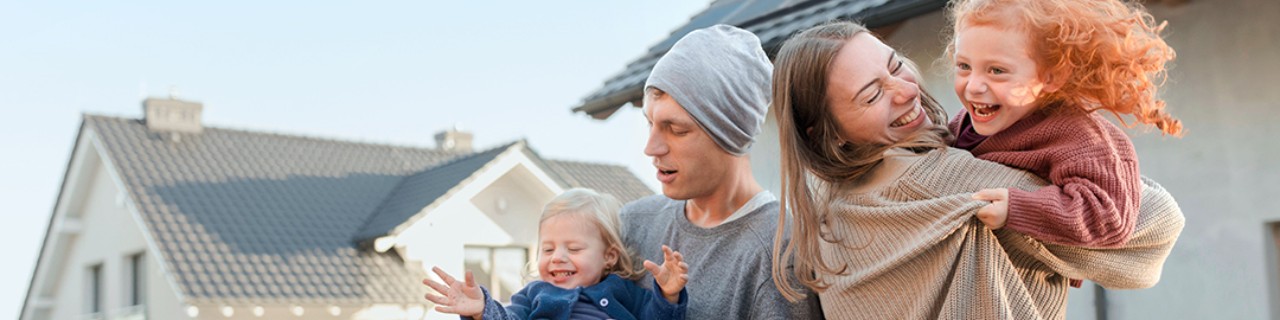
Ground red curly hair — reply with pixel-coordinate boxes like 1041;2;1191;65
946;0;1182;136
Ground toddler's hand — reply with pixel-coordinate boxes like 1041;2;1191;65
424;266;486;318
643;245;689;304
973;188;1009;229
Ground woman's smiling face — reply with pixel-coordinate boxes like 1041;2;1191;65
825;33;931;146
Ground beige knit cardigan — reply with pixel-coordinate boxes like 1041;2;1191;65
815;148;1184;320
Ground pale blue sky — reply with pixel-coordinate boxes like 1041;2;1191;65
0;1;711;317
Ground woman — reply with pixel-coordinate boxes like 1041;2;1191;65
768;21;1184;319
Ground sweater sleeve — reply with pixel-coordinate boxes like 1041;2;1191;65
997;176;1185;289
1002;143;1141;248
636;279;687;320
476;286;529;320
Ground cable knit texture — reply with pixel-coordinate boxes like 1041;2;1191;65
949;111;1141;248
816;149;1183;320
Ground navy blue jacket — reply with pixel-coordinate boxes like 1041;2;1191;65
472;274;687;320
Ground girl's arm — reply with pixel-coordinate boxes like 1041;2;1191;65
1000;142;1141;248
423;266;530;320
976;114;1142;248
641;245;688;303
637;245;689;320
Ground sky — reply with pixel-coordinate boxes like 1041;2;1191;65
0;1;712;317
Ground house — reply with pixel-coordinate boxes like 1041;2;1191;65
574;0;1280;319
21;97;654;320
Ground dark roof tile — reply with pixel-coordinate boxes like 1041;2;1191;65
84;115;651;305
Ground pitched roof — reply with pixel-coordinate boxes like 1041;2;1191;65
353;141;517;241
83;114;653;305
544;159;655;204
571;0;946;119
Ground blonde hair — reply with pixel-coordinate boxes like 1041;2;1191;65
769;20;952;302
946;0;1182;136
540;188;640;279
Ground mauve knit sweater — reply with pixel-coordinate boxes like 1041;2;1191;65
949;111;1140;248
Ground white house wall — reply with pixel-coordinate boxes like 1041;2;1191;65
43;147;185;320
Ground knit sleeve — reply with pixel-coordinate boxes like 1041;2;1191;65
637;279;687;320
1002;138;1141;248
477;285;528;320
997;176;1185;289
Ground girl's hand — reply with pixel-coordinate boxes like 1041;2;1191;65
973;188;1009;229
423;266;485;318
643;245;689;304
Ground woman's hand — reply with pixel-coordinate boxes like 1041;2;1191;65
423;266;485;318
973;188;1009;229
643;245;689;304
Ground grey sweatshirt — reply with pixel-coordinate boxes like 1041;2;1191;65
620;195;820;319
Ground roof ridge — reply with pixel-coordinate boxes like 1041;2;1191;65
545;158;630;169
83;113;456;154
353;140;525;242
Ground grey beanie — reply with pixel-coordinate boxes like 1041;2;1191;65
644;24;772;156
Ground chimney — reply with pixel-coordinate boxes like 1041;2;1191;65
435;127;473;153
143;97;203;134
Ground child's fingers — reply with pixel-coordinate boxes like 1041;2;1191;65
643;260;661;274
972;188;1003;201
464;271;477;288
671;250;684;263
432;266;459;285
423;278;451;294
424;292;450;305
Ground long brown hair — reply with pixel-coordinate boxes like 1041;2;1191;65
769;20;952;301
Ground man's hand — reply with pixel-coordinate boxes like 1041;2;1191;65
643;245;689;304
424;266;485;318
973;188;1009;229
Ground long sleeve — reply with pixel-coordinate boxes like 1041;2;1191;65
998;176;1184;289
971;112;1142;248
635;280;687;320
813;148;1183;319
475;286;529;320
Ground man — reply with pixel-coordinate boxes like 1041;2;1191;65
621;24;819;319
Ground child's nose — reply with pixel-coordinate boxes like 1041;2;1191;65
966;77;988;95
551;249;570;261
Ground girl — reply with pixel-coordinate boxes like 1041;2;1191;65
424;188;689;320
948;0;1181;248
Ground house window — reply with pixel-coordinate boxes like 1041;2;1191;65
126;252;145;306
87;263;103;314
463;246;528;303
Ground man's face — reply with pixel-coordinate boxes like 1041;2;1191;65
643;92;734;200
